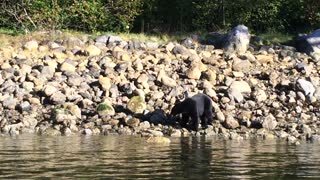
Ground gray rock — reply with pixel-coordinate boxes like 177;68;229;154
310;135;320;143
262;114;277;130
145;42;159;49
224;114;239;129
228;88;244;103
296;29;320;57
229;80;251;93
224;25;250;57
17;101;31;112
297;79;315;97
50;91;66;104
83;128;93;135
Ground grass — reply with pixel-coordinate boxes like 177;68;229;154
0;28;296;48
258;32;295;44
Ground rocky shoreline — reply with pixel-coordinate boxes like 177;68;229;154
1;30;320;144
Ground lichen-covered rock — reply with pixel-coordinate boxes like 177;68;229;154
97;101;115;116
127;96;146;114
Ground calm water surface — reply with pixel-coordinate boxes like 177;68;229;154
0;134;319;179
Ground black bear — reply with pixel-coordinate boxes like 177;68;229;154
170;93;213;131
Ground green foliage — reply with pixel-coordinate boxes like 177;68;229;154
0;0;319;33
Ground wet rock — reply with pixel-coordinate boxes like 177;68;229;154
146;129;164;137
83;128;93;135
43;128;61;136
146;137;171;144
310;135;320;143
170;129;182;137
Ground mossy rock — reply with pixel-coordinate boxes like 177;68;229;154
51;107;77;124
127;96;146;114
97;102;115;116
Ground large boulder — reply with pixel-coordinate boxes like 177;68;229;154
224;25;250;57
296;29;320;60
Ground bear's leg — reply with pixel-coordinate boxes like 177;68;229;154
181;113;189;128
191;114;200;131
200;114;208;129
206;108;213;125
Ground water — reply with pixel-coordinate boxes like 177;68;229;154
0;135;319;179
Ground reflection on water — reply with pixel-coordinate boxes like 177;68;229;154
0;134;319;179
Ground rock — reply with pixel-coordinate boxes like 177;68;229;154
97;101;115;116
2;96;16;109
96;34;122;45
83;128;93;135
262;114;277;130
43;85;58;96
296;29;320;57
127;96;146;114
256;54;274;64
23;40;38;51
145;42;159;49
139;121;151;130
50;91;66;104
98;75;111;91
62;127;72;136
158;70;177;87
172;44;190;55
170;129;182;137
310;135;320;143
224;114;239;129
60;61;76;72
224;25;250;57
254;89;267;102
43;128;61;136
52;107;77;124
125;117;140;127
146;137;171;144
64;37;84;47
186;66;202;80
229;80;251;93
228;88;244;103
146;129;164;137
205;32;226;48
17;101;31;112
63;103;81;119
297;79;315;97
232;57;252;72
85;45;101;56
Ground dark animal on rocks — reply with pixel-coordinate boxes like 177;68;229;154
170;93;213;131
